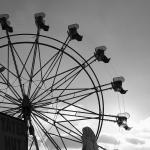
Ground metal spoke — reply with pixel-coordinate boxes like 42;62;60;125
51;38;70;92
37;43;43;81
19;42;36;78
27;40;39;97
35;106;97;116
32;50;59;79
6;34;24;96
0;107;20;114
33;111;82;141
0;93;19;105
58;112;99;120
30;51;61;101
33;86;95;107
29;139;34;150
0;71;21;99
32;114;62;150
59;112;82;135
35;100;98;116
35;87;96;114
0;64;20;79
31;56;97;105
44;131;81;143
7;46;10;85
11;44;31;78
55;124;68;150
59;91;94;111
57;117;97;123
31;65;80;103
0;89;19;103
32;118;49;150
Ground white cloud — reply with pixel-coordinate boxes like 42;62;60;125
126;137;145;145
98;117;150;150
99;133;119;145
130;117;150;138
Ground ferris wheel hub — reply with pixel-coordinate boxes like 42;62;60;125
21;95;32;120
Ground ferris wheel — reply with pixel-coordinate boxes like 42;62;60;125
0;13;131;150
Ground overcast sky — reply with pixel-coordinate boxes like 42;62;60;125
0;0;150;150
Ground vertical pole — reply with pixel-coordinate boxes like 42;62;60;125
24;116;28;150
29;119;39;150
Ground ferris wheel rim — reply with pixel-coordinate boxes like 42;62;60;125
0;34;104;149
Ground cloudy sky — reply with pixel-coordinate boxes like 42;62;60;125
0;0;150;150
